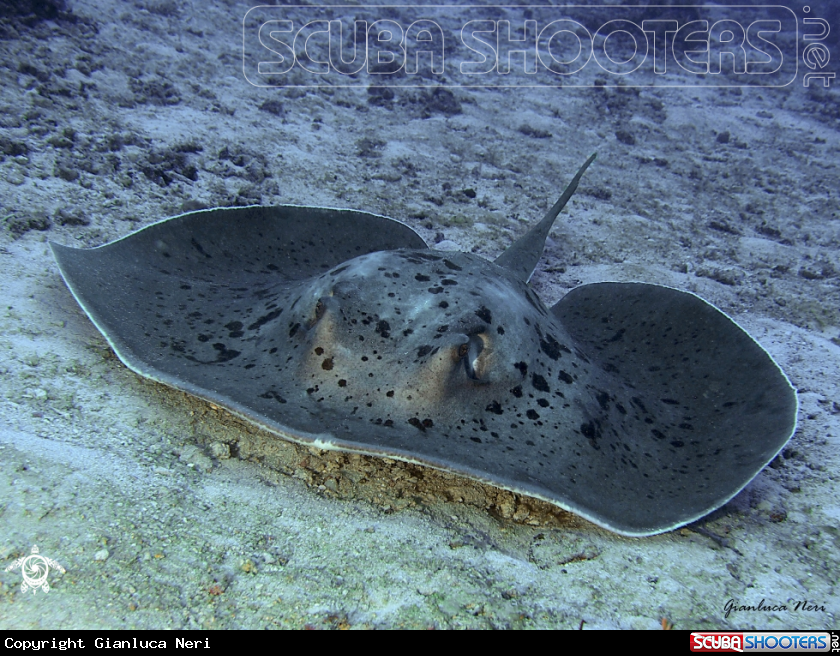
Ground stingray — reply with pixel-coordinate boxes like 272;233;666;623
49;154;797;536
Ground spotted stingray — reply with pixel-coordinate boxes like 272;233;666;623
50;154;797;536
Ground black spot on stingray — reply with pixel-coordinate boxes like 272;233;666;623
537;398;550;408
524;288;543;312
322;358;334;371
181;284;192;290
441;279;457;286
415;273;430;282
197;334;210;342
437;325;449;333
225;321;244;338
470;437;482;443
526;409;540;420
212;343;240;362
679;423;693;430
670;440;684;448
314;346;324;355
288;322;300;338
510;385;523;398
538;334;561;360
595;391;610;411
651;429;666;440
514;361;528;377
414;252;442;261
475;306;492;324
486;400;504;414
661;398;679;405
631;397;649;414
580;420;601;449
408;417;432;432
329;264;350;276
558;370;574;384
531;373;550;393
248;308;282;331
438;301;449;309
191;238;211;258
338;379;347;387
615;402;627;415
444;259;462;271
496;325;505;335
608;328;626;343
259;390;287;404
428;287;444;294
386;390;395;397
376;320;391;338
416;345;432;358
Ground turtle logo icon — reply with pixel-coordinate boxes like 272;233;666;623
4;545;65;594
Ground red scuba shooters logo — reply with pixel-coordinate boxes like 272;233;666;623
690;632;833;652
692;634;744;652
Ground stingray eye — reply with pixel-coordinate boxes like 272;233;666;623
311;297;328;325
459;334;485;381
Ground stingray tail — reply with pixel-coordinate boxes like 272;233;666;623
494;153;597;283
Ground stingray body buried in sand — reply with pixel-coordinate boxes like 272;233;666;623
50;154;798;536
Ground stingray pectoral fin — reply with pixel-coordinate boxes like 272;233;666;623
494;153;596;283
49;206;430;444
50;240;146;372
549;282;798;535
